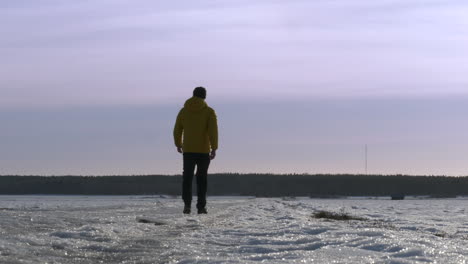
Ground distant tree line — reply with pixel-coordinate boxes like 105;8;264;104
0;174;467;197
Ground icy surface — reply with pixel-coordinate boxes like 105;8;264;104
1;196;468;263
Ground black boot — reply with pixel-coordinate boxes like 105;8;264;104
183;205;191;214
197;207;207;214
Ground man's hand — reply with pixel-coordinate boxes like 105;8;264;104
177;147;183;153
210;149;216;160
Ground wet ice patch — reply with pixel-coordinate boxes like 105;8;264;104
50;226;112;242
136;216;168;225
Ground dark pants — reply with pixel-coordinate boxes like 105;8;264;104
182;153;210;209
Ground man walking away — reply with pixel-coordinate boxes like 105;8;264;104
173;87;218;214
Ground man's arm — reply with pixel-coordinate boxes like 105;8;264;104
208;109;218;159
173;109;184;153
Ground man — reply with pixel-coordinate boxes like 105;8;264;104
173;87;218;214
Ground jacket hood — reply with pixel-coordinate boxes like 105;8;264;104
184;96;207;112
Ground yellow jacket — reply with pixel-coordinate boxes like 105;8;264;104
173;96;218;153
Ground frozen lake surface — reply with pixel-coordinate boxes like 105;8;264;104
1;195;468;263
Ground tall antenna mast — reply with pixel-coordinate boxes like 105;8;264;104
365;144;368;175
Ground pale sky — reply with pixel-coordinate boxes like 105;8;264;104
1;0;468;175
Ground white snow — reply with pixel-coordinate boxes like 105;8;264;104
1;195;467;263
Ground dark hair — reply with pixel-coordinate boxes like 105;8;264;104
193;87;207;99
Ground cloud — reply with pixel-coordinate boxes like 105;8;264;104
1;0;468;108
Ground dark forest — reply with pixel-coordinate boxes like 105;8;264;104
1;174;467;197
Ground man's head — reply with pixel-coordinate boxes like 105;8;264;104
193;87;207;99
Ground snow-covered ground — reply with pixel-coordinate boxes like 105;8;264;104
1;195;467;264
